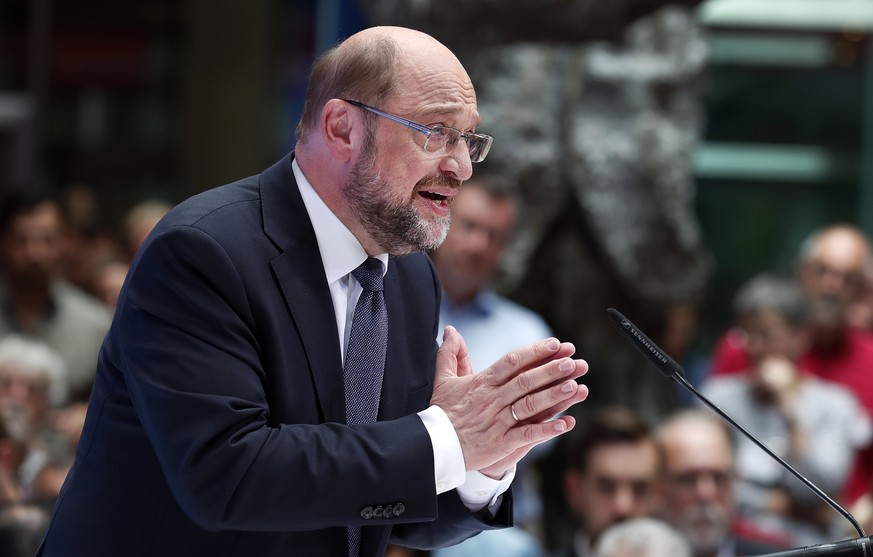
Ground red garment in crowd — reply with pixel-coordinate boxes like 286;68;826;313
708;326;873;504
709;327;752;376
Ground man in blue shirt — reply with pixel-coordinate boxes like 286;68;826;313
431;175;553;373
431;174;554;556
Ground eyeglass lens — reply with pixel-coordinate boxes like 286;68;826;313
424;127;490;162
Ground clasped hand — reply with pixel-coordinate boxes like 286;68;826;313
431;326;589;478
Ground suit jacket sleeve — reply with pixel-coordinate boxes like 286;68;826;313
390;489;513;550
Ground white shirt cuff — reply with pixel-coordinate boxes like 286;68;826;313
417;405;516;513
418;405;466;494
456;468;516;512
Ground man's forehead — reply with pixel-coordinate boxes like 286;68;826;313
667;453;732;472
405;95;480;124
810;252;865;270
588;443;658;469
394;61;479;121
812;233;869;261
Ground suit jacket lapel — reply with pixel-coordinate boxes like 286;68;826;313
261;155;346;424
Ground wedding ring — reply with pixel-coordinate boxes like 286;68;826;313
510;403;520;423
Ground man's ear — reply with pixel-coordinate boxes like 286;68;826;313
321;98;359;163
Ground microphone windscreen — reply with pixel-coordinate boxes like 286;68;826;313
606;308;684;379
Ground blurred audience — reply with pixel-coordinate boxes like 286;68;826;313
556;406;660;557
121;200;172;263
0;417;25;505
81;199;171;312
0;189;111;403
656;409;789;557
86;255;129;311
431;173;553;557
0;335;75;503
708;224;873;504
594;518;690;557
29;458;72;507
702;274;871;545
0;187;172;530
58;184;119;294
846;258;873;331
0;334;67;439
711;225;873;378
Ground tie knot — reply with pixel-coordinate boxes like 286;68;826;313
352;257;384;292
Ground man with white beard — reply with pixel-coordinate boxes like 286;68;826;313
656;410;786;557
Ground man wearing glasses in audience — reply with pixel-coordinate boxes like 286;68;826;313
657;409;787;557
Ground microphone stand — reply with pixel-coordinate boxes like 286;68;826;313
606;308;873;556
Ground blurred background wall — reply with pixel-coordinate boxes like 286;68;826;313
1;0;872;396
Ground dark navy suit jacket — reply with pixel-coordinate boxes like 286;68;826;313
38;154;510;556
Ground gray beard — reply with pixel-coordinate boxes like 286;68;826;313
673;503;730;557
343;134;455;255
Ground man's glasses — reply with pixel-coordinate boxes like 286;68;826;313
342;99;493;163
668;470;732;492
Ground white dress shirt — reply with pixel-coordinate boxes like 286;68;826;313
292;159;513;512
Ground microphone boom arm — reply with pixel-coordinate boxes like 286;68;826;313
606;308;866;538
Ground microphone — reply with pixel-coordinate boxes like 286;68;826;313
752;538;873;557
606;308;870;555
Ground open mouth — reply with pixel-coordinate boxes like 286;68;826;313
415;181;458;214
419;191;448;202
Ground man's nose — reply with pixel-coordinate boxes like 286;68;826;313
694;474;720;501
612;486;637;515
440;142;473;182
466;227;492;252
23;237;54;261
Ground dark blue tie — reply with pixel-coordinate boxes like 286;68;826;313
345;257;387;557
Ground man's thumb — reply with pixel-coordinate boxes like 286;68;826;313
435;326;462;381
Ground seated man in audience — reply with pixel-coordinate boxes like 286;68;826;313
657;409;793;557
0;335;77;501
557;406;661;557
0;190;111;403
702;274;871;545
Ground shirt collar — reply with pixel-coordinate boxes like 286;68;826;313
292;158;388;283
